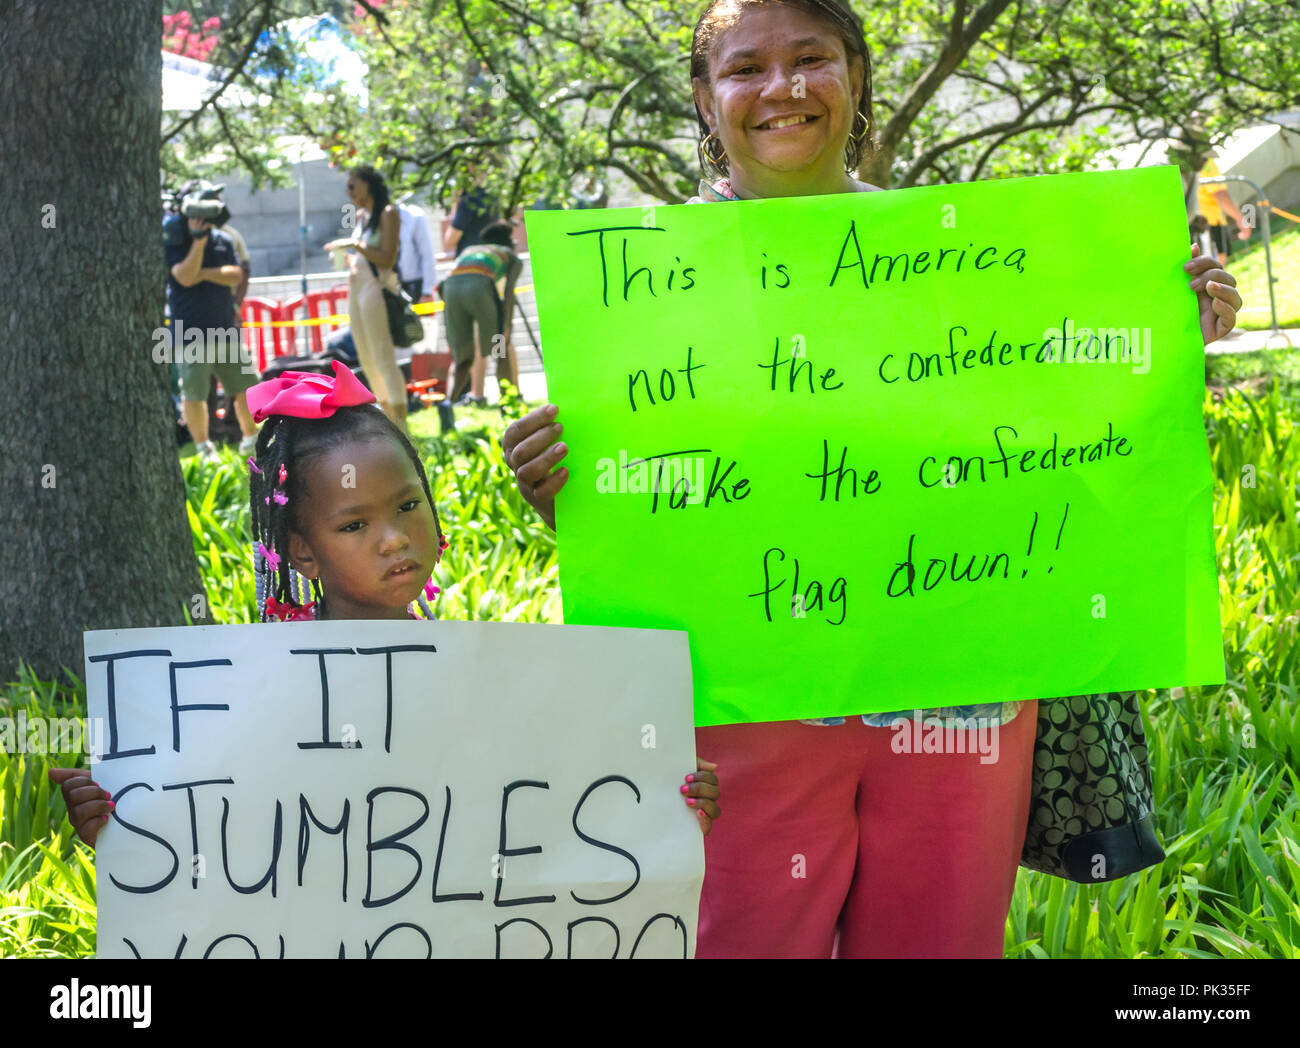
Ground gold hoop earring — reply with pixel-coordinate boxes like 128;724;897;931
850;110;871;147
701;133;727;166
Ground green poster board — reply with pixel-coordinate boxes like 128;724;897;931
526;167;1224;726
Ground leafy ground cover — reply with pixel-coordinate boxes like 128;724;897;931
3;366;1296;957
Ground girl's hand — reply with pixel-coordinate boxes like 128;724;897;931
48;767;112;849
1186;243;1242;345
501;403;568;531
682;758;720;835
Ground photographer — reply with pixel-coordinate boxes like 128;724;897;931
164;192;259;459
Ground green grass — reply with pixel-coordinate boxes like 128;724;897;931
0;670;97;958
1224;219;1300;331
3;376;1298;958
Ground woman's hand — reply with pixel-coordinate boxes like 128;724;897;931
501;404;568;531
1187;243;1242;345
48;767;111;849
682;759;720;835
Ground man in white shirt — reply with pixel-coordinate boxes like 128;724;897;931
396;200;439;304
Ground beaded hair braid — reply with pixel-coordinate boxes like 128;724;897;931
248;403;446;622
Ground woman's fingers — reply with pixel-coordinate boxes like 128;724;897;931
696;758;718;773
509;431;566;488
509;449;566;494
502;405;569;528
502;404;558;462
1211;289;1239;336
528;465;569;500
1190;266;1236;291
1208;279;1243;311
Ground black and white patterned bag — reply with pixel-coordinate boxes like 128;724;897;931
1020;692;1166;882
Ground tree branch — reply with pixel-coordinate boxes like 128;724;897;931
353;0;409;57
604;157;683;203
899;87;1062;186
610;136;694;181
878;0;1015;152
211;99;265;178
905;102;1131;186
392;136;528;170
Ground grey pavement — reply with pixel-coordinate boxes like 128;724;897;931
1206;327;1300;354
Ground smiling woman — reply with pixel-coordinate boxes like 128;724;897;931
501;0;1245;962
689;0;875;199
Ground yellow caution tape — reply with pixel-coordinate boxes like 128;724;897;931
166;282;538;328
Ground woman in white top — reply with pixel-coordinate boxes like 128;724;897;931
325;165;408;432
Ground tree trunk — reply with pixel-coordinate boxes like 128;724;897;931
0;0;205;684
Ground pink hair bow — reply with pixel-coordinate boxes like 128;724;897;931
245;359;377;423
256;542;281;573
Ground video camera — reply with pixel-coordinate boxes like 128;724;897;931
162;180;231;247
182;196;226;222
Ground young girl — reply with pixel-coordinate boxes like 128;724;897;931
51;360;720;844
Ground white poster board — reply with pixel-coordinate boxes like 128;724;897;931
85;620;703;958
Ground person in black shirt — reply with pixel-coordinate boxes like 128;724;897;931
164;214;259;459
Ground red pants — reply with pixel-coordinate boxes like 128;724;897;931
694;702;1037;958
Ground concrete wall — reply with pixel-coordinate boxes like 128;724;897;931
209;147;658;282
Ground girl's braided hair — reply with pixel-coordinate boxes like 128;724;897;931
249;402;445;621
